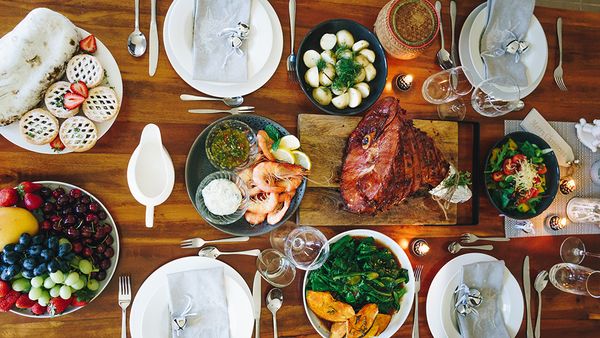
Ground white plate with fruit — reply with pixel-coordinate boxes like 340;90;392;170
0;181;119;317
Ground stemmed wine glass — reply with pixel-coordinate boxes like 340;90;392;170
269;225;329;270
549;263;600;298
421;66;474;121
471;76;524;117
560;237;600;264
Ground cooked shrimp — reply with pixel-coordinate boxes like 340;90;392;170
253;161;306;193
257;130;275;161
247;192;278;214
244;211;266;225
267;193;291;225
239;167;262;196
276;176;303;192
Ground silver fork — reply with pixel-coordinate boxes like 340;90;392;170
180;236;250;249
286;0;297;82
412;265;423;338
460;233;510;244
118;275;132;338
554;17;567;91
188;106;254;115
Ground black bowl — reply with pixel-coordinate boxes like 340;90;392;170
484;131;560;220
296;19;388;115
185;115;306;236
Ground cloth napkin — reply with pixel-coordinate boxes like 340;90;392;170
480;0;535;87
456;260;510;338
167;267;230;338
192;0;251;82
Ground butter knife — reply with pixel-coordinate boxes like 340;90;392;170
524;256;533;338
450;1;457;65
253;271;262;338
149;0;158;76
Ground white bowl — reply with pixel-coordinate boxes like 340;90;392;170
302;229;415;338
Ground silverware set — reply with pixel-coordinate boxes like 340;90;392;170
180;235;250;249
286;0;297;82
554;17;567;91
434;1;454;69
127;0;158;76
118;275;132;338
448;233;509;253
412;265;423;338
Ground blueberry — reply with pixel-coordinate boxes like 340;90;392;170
33;263;47;276
31;235;45;245
0;269;10;281
63;253;76;262
58;260;69;272
3;252;21;265
5;265;20;279
21;269;34;279
14;244;26;253
40;249;55;261
58;243;71;257
3;244;15;254
18;233;31;246
28;245;43;256
47;237;59;250
22;257;37;270
47;260;60;273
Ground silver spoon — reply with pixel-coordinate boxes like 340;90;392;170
127;0;147;57
448;241;493;254
180;94;244;107
435;1;454;69
534;270;549;338
198;246;261;259
266;288;283;338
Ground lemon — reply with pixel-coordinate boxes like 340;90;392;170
278;135;301;150
271;148;295;164
292;151;312;170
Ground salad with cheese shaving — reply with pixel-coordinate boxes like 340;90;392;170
486;138;548;214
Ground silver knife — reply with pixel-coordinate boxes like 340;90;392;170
253;271;262;338
524;256;533;338
450;1;458;65
149;0;158;76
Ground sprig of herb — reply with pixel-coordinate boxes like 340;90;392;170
316;58;327;72
443;171;472;188
264;124;281;151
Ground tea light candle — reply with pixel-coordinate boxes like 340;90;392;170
394;74;413;91
560;177;577;195
411;239;430;257
546;214;568;230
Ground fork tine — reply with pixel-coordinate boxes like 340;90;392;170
181;244;195;249
119;276;123;295
127;276;131;296
180;239;192;245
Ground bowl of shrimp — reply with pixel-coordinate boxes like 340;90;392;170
185;115;308;236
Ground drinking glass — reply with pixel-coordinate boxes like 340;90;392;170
269;225;329;270
422;66;473;121
560;237;600;264
436;99;466;121
471;76;524;117
256;249;296;288
549;263;600;298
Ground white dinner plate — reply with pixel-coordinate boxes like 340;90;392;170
0;27;123;154
129;256;254;338
426;253;523;338
163;0;283;97
459;4;547;99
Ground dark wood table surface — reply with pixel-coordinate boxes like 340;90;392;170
1;0;600;337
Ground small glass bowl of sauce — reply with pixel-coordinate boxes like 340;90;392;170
205;120;258;171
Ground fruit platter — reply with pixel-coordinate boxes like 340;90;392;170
0;181;119;317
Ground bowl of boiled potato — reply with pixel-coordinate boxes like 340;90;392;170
296;19;388;115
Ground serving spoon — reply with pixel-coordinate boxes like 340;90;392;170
435;1;454;69
448;241;493;254
198;246;261;259
127;0;147;57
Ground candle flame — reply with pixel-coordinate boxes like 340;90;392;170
404;74;413;84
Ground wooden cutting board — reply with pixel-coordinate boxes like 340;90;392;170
297;114;459;226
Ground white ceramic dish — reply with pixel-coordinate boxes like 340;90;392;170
0;27;123;154
10;180;120;318
425;253;523;338
302;229;414;338
129;256;254;338
163;0;283;97
459;4;547;99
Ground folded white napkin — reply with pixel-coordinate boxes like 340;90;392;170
192;0;251;83
480;0;535;87
456;260;510;338
167;267;230;338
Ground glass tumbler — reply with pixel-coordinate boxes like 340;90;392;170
549;263;600;298
256;249;296;288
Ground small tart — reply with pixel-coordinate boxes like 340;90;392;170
19;109;59;145
82;86;119;122
66;54;104;88
59;116;98;152
44;81;79;118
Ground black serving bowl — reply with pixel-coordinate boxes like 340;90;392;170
484;131;560;220
296;19;388;115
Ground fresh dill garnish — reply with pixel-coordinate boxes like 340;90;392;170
443;171;472;188
316;58;327;72
332;57;361;92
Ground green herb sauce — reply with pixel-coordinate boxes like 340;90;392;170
209;128;250;169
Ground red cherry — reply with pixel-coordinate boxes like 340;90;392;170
41;220;52;231
82;247;93;257
104;247;114;258
72;242;83;254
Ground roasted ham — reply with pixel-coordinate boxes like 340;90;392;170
340;97;449;214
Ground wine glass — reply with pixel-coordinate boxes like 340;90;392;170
560;237;600;264
471;76;524;117
269;225;329;270
256;249;296;288
549;263;600;298
422;66;473;121
436;99;466;121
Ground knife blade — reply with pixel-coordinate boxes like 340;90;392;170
253;271;262;338
149;0;158;76
524;256;533;338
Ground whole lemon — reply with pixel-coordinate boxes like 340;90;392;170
0;207;39;250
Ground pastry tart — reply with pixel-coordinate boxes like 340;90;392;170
19;108;60;145
82;86;119;122
59;116;98;152
66;54;104;88
44;81;79;118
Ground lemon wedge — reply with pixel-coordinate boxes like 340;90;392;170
271;148;295;164
292;150;312;170
278;135;301;150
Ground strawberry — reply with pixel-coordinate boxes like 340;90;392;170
70;81;89;98
63;93;86;110
23;192;43;210
50;135;65;152
15;294;36;309
17;181;42;193
71;298;88;307
0;188;18;207
31;303;47;315
0;290;20;312
79;35;97;53
47;297;72;316
0;281;10;297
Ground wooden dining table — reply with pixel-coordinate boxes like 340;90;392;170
2;0;600;337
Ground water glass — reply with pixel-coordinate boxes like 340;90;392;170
437;99;466;121
549;263;600;298
256;249;296;288
422;66;473;105
471;76;523;117
269;225;329;271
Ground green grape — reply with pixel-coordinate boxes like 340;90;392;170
30;276;44;288
49;285;61;298
59;285;72;300
78;260;92;275
87;279;100;291
12;278;31;292
58;238;70;245
71;280;85;291
38;290;50;306
71;256;81;266
28;287;42;301
64;272;80;286
43;276;56;289
50;271;65;284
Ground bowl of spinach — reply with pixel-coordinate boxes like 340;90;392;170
303;229;414;337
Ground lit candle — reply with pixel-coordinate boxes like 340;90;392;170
404;74;414;85
394;74;413;91
546;214;569;231
560;177;577;195
411;239;430;257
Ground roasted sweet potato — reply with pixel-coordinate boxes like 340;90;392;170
374;314;392;335
330;321;348;338
306;291;355;322
347;304;379;338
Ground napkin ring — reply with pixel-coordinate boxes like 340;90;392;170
454;284;483;317
172;295;198;336
219;22;251;68
513;219;535;234
505;39;530;63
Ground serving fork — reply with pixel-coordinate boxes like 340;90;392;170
118;275;132;338
180;236;250;249
412;265;423;338
188;106;254;115
554;17;567;91
460;233;510;244
286;0;297;82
